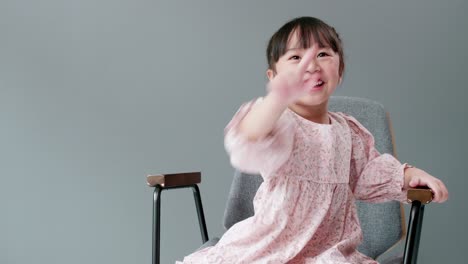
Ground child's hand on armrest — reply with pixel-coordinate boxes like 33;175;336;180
403;166;449;203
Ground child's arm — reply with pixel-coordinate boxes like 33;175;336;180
238;92;288;141
239;49;316;141
346;113;449;204
403;167;449;203
224;98;295;176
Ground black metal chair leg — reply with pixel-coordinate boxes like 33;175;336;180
191;185;209;243
403;201;426;264
413;204;425;262
152;185;162;264
152;184;209;264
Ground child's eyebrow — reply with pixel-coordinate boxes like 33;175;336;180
285;47;331;53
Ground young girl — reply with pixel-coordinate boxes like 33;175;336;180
177;16;448;264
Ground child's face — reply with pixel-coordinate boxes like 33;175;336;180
267;31;341;107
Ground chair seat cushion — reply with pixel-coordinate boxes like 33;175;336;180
197;237;220;251
379;254;403;264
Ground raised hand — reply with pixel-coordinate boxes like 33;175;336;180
266;47;318;104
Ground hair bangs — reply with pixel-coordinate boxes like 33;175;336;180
296;24;338;52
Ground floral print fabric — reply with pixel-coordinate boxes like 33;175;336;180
177;98;406;264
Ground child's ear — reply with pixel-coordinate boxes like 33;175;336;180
266;69;275;81
339;76;343;85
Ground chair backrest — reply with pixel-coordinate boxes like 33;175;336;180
222;96;404;259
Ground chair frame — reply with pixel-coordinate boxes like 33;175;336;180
147;172;209;264
147;172;432;264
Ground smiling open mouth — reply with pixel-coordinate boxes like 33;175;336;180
310;79;325;91
314;80;324;87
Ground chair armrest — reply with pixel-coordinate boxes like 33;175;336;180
406;187;433;204
146;172;201;187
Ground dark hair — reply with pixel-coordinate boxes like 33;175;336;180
266;17;345;76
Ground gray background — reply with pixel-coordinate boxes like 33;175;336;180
1;0;466;263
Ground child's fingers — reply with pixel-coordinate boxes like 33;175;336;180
433;180;449;203
409;178;421;188
425;179;448;203
298;47;317;73
440;181;449;201
409;177;449;203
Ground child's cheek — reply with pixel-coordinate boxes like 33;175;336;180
330;58;341;75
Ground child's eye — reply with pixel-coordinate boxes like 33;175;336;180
317;52;329;57
289;55;301;60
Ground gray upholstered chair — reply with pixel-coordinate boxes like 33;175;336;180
147;96;433;264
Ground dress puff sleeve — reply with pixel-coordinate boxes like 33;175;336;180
345;114;407;203
224;97;295;177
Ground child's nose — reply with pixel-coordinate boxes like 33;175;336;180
305;59;320;73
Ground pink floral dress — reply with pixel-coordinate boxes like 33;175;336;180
177;98;407;264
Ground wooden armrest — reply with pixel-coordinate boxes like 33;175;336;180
146;172;201;187
407;187;433;204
